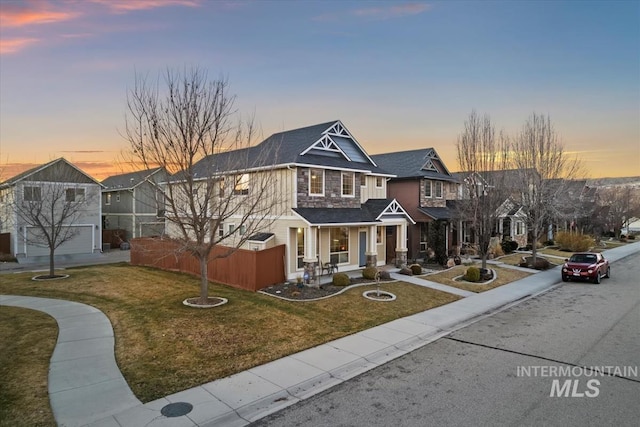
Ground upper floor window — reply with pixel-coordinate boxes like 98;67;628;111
24;186;41;202
434;181;443;199
105;193;112;205
116;193;121;203
66;188;85;202
342;172;354;197
360;174;366;187
375;176;383;188
309;168;324;196
425;180;432;198
233;174;249;195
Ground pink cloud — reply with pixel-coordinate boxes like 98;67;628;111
88;0;202;13
0;38;40;55
0;1;79;27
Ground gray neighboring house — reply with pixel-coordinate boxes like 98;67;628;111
0;158;103;262
101;168;168;240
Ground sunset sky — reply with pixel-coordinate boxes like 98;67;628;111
1;0;638;181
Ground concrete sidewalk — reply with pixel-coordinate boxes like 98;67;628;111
1;242;638;427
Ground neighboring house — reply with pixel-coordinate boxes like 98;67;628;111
452;170;529;248
547;179;597;237
101;167;169;240
0;158;102;262
174;120;415;280
371;148;460;261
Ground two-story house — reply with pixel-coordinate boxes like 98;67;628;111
371;148;459;263
0;158;102;262
101;167;169;241
171;120;415;281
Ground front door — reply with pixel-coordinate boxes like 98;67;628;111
386;226;396;265
359;231;367;267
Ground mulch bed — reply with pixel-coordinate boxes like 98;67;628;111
260;277;394;301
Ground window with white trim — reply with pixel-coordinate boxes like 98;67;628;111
309;168;324;195
24;186;41;202
516;221;525;235
425;180;432;198
105;193;111;205
66;188;85;202
296;228;304;269
377;226;383;244
116;193;121;203
375;177;383;188
233;174;249;195
434;181;443;199
341;171;354;197
218;224;224;237
239;225;246;235
360;174;366;187
330;227;349;264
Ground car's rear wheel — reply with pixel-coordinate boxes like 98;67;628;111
604;267;610;278
593;272;601;284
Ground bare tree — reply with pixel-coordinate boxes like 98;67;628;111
510;113;583;264
456;110;510;269
597;185;640;237
7;160;99;277
123;67;282;305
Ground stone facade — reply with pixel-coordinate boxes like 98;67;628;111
297;168;361;209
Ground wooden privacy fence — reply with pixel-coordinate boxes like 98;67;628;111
130;237;285;292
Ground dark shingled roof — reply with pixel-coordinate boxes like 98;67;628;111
180;121;394;181
418;206;456;220
371;148;457;181
101;167;165;190
247;232;274;242
293;199;407;225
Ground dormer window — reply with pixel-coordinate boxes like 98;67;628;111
342;172;354;197
309;169;324;196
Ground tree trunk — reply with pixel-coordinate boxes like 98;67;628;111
49;248;55;277
199;254;209;305
531;223;539;265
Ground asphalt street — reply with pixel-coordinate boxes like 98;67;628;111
251;252;640;427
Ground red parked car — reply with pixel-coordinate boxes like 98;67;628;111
561;252;610;284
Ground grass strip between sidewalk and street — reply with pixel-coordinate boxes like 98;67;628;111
0;263;460;407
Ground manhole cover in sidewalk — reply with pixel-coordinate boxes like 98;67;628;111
161;402;193;417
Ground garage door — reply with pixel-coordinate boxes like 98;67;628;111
26;225;93;257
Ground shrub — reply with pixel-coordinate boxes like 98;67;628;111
491;244;504;258
399;267;413;276
628;234;636;240
464;266;481;282
519;256;551;270
501;240;519;254
378;270;391;280
332;272;351;286
362;267;378;280
409;264;422;275
555;231;595;252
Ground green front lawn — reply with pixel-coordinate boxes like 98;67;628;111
0;263;460;409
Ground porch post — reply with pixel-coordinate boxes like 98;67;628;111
395;222;408;267
302;225;318;284
366;225;377;267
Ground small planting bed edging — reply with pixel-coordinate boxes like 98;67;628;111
454;268;497;285
32;274;69;281
183;297;228;309
362;290;396;301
